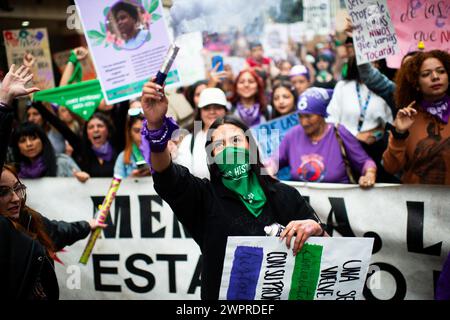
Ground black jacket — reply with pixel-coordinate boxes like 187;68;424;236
153;163;318;300
0;214;90;300
0;106;14;170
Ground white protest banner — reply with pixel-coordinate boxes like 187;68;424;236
174;32;206;87
24;178;450;300
262;23;289;61
386;0;450;69
303;0;332;36
3;28;55;90
345;0;399;65
75;0;180;105
219;237;373;300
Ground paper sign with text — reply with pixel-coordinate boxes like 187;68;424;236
303;0;332;36
220;237;374;300
346;0;399;65
3;28;55;90
75;0;179;105
386;0;450;68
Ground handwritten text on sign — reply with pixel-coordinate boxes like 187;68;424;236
346;0;399;64
386;0;450;68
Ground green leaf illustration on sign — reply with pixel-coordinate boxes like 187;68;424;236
152;13;161;22
100;22;106;34
149;0;159;13
103;6;110;17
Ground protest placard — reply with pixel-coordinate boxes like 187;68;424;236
219;236;374;300
345;0;399;65
3;28;55;90
174;32;206;87
303;0;332;36
251;112;300;161
262;23;289;61
386;0;450;68
53;49;97;82
75;0;180;104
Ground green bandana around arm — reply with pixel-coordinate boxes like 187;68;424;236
214;147;267;217
67;50;83;84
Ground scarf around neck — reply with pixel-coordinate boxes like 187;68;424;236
215;147;267;217
236;102;262;127
421;95;450;124
91;141;114;162
19;156;47;179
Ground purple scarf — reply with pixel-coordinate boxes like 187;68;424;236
92;141;114;162
19;156;47;179
421;95;450;124
236;102;262;126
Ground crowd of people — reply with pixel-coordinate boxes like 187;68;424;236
1;18;449;300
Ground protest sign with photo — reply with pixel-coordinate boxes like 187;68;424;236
75;0;180;104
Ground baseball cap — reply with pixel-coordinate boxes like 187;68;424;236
198;88;228;109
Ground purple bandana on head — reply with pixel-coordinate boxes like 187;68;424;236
236;102;262;126
19;156;47;179
421;95;450;124
297;87;334;118
91;141;114;162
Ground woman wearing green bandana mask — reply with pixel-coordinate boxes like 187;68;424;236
141;80;327;300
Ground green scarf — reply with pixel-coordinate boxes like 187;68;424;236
33;79;103;121
67;50;83;84
214;147;267;217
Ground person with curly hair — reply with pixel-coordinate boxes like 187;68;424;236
383;50;450;185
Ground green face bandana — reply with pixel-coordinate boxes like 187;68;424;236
214;147;267;217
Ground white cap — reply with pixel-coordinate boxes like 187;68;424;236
198;88;228;109
289;65;309;78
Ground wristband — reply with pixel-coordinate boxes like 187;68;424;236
141;116;179;153
390;125;410;140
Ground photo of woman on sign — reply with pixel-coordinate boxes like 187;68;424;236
107;1;150;50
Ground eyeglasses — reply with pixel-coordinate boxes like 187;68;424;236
0;184;27;199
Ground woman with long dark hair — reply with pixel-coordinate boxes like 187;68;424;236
139;79;327;300
0;65;105;299
11;122;89;181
